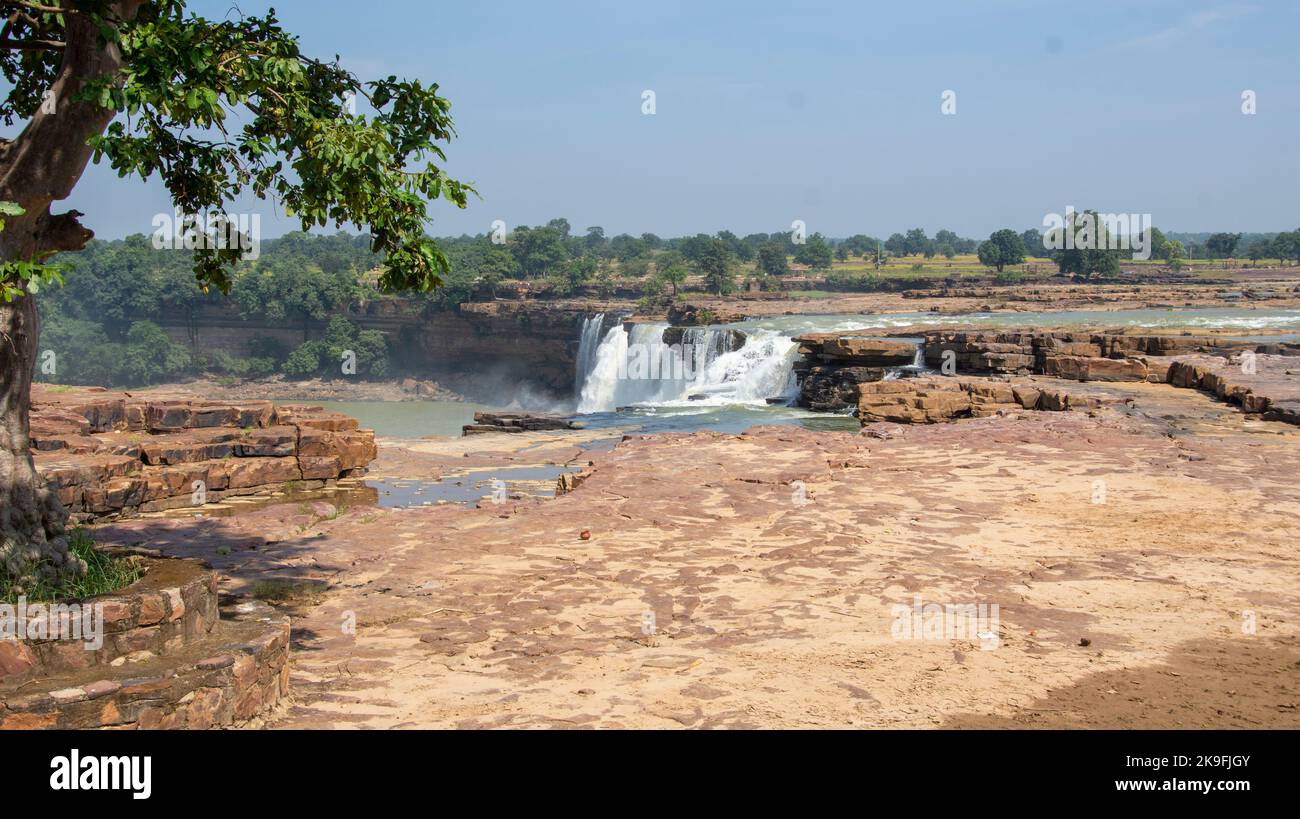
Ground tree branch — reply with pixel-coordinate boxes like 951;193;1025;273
0;0;143;261
33;208;92;254
0;36;63;50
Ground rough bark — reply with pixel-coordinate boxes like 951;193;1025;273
0;2;143;587
0;293;76;583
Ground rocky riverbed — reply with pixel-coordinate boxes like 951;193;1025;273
82;369;1300;728
23;278;1300;730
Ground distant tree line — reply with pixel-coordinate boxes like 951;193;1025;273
39;232;391;386
36;218;1300;386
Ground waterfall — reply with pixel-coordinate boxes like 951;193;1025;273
574;321;799;414
574;314;607;399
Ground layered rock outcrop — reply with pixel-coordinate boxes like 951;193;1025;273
30;386;376;520
462;411;582;435
918;328;1289;380
1166;353;1300;424
857;376;1097;424
794;335;919;411
796;327;1300;426
0;557;289;730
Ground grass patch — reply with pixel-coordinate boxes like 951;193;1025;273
0;529;145;604
251;577;327;605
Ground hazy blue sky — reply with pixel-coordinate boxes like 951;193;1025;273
48;0;1300;239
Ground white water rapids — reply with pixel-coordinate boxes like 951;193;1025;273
574;317;800;414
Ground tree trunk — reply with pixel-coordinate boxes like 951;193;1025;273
0;294;76;584
0;2;144;587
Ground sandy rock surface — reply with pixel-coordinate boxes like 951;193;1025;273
92;381;1300;728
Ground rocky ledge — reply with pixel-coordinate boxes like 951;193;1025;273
462;411;582;435
0;557;289;730
917;328;1297;379
30;385;376;520
796;327;1300;426
794;336;921;411
856;376;1101;424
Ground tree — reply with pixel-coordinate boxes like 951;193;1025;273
1020;229;1044;259
1273;230;1300;265
1148;226;1169;261
976;229;1026;273
678;234;714;267
842;234;877;257
1053;211;1121;278
1205;232;1241;260
793;232;833;269
698;239;734;295
0;2;472;588
904;228;930;256
716;229;753;262
934;230;960;250
756;242;789;278
232;256;356;340
1164;239;1186;266
509;224;569;278
885;233;908;256
548;254;595;295
583;226;606;253
651;251;687;296
1246;240;1270;266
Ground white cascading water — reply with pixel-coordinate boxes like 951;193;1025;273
573;313;607;400
575;321;800;414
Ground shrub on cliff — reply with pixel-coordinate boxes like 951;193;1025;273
283;317;391;380
36;315;191;387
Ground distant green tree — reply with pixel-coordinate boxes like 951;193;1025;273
842;234;877;257
1205;233;1241;259
509;224;570;278
651;252;688;296
904;228;930;256
1054;211;1121;278
757;243;790;277
232;257;357;340
678;234;715;267
716;230;754;262
1271;231;1300;265
1246;240;1270;266
547;255;596;295
1164;239;1186;265
1021;229;1044;258
976;229;1026;273
698;240;735;295
284;317;390;379
793;233;833;269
